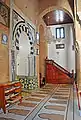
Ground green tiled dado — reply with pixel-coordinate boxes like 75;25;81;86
16;76;38;90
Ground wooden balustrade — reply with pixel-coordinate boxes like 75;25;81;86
45;59;74;84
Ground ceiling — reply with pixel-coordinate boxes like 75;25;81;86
43;10;73;26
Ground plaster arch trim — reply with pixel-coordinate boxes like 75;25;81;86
39;6;74;22
76;40;80;51
13;21;34;55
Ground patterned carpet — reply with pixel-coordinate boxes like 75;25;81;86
25;97;42;102
34;91;48;94
8;109;30;116
0;84;72;120
18;102;37;107
44;105;66;111
49;99;67;104
31;94;46;98
52;95;69;99
0;118;15;120
39;113;64;120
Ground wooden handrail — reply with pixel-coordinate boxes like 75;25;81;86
45;59;72;78
53;61;70;74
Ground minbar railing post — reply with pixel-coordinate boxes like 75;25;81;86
71;70;74;84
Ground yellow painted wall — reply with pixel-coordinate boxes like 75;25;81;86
76;41;81;90
75;21;81;41
0;1;10;83
5;0;10;7
39;25;48;82
14;0;39;25
77;0;81;12
0;24;9;83
39;0;73;16
74;0;81;45
74;0;81;89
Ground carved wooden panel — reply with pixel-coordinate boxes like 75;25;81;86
46;62;73;84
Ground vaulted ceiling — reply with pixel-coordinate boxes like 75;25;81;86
39;0;74;26
43;10;73;26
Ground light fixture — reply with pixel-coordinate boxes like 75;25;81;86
44;8;54;43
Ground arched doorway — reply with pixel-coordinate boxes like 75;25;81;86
39;7;76;84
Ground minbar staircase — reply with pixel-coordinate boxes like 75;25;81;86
45;59;73;84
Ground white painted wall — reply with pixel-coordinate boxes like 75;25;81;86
48;24;75;73
67;25;75;73
16;32;30;76
16;31;35;76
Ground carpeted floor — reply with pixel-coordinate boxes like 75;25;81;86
8;109;30;116
0;84;72;120
34;91;48;94
0;118;15;120
25;97;42;102
39;113;64;120
52;95;69;99
18;102;37;107
44;105;66;111
54;92;69;95
31;94;46;98
49;100;67;104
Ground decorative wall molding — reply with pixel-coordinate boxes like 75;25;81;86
0;1;10;27
11;10;36;79
12;10;35;54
